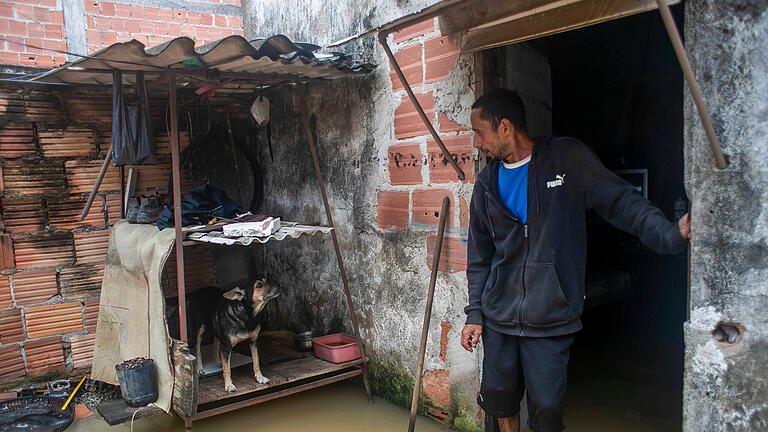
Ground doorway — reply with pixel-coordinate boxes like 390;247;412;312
484;5;687;431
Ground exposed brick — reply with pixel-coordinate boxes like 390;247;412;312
201;13;213;26
124;19;140;34
187;11;200;24
25;302;83;339
145;6;159;20
389;44;422;92
114;3;131;18
162;249;215;295
2;159;66;195
158;8;174;23
388;142;422;185
0;278;11;309
24;37;43;54
0;235;13;270
101;2;115;17
214;15;226;27
0;18;8;34
424;35;459;84
427;135;473;183
47;196;106;230
412;189;453;227
1;197;45;234
377;191;409;230
110;18;125;32
49;10;63;24
228;15;241;29
38;128;97;158
129;5;145;19
25;337;64;376
138;20;154;34
83;299;99;331
33;7;51;23
155;22;168;36
70;333;95;368
14;4;34;21
439;321;451;362
84;1;99;15
437;113;468;133
8;20;26;37
105;194;122;225
172;10;186;23
459;195;469;228
0;52;20;66
93;16;110;31
59;264;103;300
0;345;24;382
12;233;75;270
102;31;117;46
0;4;12;18
427;234;467;273
0;309;23;343
422;369;450;407
65;159;121;194
12;269;57;305
394;93;435;140
74;230;110;264
392;18;434;44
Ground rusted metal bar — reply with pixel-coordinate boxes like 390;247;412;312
225;109;248;208
656;0;727;169
378;33;466;181
299;97;371;400
408;196;449;432
78;144;113;222
169;72;188;344
191;368;363;420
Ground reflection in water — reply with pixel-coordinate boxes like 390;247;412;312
69;380;451;432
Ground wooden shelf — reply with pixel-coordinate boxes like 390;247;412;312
197;355;362;405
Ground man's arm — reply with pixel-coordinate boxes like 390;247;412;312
580;144;688;254
462;184;495;352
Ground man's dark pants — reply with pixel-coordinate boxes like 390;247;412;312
478;327;575;432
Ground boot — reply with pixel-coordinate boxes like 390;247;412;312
137;195;163;224
126;197;140;223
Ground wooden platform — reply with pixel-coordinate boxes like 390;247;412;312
197;355;362;406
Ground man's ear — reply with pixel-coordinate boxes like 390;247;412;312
222;287;245;301
498;118;513;137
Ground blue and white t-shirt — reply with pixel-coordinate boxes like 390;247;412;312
497;156;530;223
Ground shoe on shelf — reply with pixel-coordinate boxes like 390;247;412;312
136;195;163;224
126;197;140;223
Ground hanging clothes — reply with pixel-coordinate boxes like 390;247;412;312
112;70;157;166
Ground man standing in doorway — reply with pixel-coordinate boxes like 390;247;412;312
460;88;690;432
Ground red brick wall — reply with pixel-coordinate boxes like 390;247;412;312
0;1;67;68
0;85;216;384
83;1;243;52
377;17;471;273
0;0;244;69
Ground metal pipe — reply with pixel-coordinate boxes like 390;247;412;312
378;33;466;181
169;73;188;343
656;0;727;169
78;144;112;222
408;196;449;432
299;97;371;399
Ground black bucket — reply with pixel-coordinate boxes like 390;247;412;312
115;357;158;407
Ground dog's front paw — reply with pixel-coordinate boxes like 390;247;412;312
225;384;237;393
255;374;270;384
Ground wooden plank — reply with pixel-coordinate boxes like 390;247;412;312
192;369;363;421
171;339;198;418
196;355;363;405
463;0;680;52
440;0;575;35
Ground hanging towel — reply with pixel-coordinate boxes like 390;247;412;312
112;70;157;166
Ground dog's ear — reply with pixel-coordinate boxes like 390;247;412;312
222;287;245;301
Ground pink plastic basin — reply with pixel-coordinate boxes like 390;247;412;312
312;333;361;364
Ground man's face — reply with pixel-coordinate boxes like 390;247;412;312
470;108;511;161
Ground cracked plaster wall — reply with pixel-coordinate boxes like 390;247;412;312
241;0;483;421
684;1;768;430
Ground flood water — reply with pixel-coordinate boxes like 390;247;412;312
69;380;451;432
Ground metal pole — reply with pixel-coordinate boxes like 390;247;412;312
299;97;371;399
169;73;188;344
378;33;466;181
78;144;112;221
408;196;449;432
656;0;727;169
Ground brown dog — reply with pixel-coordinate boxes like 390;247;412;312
212;278;279;393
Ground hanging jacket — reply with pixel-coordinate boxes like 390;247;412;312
464;135;687;337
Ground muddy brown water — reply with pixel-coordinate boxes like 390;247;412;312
68;381;451;432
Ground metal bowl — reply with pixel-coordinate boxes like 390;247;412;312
294;331;314;351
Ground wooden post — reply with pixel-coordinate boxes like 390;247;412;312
299;97;371;400
169;73;188;344
408;196;449;432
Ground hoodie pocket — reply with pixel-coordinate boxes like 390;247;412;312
481;264;524;324
522;263;570;326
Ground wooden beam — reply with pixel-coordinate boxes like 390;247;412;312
462;0;680;52
440;0;579;35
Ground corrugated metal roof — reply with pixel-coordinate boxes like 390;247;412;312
33;35;375;87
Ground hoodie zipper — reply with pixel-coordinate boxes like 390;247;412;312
518;223;529;336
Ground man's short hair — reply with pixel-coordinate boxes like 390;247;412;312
471;88;528;136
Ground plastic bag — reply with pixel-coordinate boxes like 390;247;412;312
112;70;156;166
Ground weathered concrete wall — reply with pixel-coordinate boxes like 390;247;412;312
242;0;483;428
683;1;768;430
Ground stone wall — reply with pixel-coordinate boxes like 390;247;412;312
683;1;768;430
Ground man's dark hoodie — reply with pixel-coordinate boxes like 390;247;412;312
465;135;687;337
